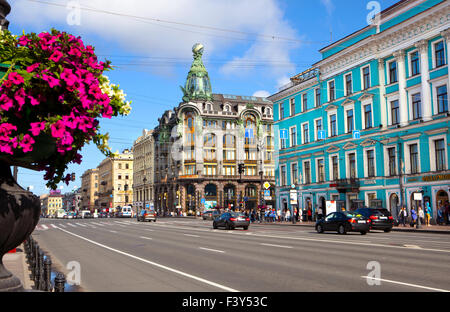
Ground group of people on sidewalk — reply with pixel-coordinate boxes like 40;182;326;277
397;201;450;227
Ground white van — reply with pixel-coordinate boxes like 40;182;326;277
120;206;132;218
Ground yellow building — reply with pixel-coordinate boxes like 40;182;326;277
42;193;63;217
81;168;99;212
97;149;134;212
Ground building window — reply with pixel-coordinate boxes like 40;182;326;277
315;88;321;107
435;41;446;68
281;131;287;149
315;119;323;141
330;114;337;137
349;153;356;179
367;150;375;177
437;85;448;114
328;80;335;101
280;102;285;120
388;147;396;176
435;139;445;171
304;161;311;184
302;123;309;144
410;51;420;76
302;93;308;112
317;159;325;183
389;61;398;84
364;104;372;129
345;73;352;96
292;163;298;184
281;165;287;186
363;66;371;90
203;165;217;176
410;144;419;174
391;100;400;125
332;156;339;181
412;93;422;120
290;127;297;147
346;109;354;133
290;98;295;116
125;164;129;169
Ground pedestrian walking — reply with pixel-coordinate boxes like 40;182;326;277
411;207;417;227
318;207;323;220
285;209;291;222
437;207;443;225
398;206;407;227
307;208;312;222
425;202;431;226
418;205;424;225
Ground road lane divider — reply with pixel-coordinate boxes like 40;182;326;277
360;276;449;292
199;247;225;254
260;243;293;249
52;226;239;292
140;236;153;240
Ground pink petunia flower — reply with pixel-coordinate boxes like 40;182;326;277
29;122;46;136
19;134;35;153
8;72;25;85
49;50;63;63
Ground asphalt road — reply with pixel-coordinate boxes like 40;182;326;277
31;217;450;292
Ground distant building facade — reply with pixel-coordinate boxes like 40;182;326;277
132;129;155;211
270;0;449;222
97;149;134;211
81;168;98;212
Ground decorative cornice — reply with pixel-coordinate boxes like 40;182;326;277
358;92;374;102
343;142;358;150
425;127;448;136
324;104;338;112
342;98;355;107
360;139;376;147
326;146;340;153
441;28;450;41
415;39;428;53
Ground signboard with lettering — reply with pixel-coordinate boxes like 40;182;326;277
352;130;361;140
318;130;327;140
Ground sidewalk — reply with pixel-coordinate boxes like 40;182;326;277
251;220;450;234
2;244;33;291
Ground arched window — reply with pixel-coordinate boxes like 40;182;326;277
223;134;236;163
205;184;217;197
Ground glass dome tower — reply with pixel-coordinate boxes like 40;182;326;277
181;43;213;102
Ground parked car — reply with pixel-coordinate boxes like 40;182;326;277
213;212;250;230
354;208;394;232
83;212;93;219
316;211;370;235
202;210;221;220
137;209;157;222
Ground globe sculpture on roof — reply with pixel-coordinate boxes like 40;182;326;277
180;43;213;102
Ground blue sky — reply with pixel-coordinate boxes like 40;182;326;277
7;0;399;195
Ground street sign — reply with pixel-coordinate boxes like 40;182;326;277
352;130;361;140
201;198;206;204
264;190;270;197
290;189;297;205
414;192;423;201
263;182;271;190
264;196;272;201
318;130;327;140
146;204;149;208
244;197;249;202
280;129;288;140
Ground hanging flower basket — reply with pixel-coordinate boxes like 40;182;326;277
0;29;131;189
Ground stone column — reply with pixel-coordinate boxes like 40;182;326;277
393;50;408;127
441;29;450;94
378;59;388;128
416;40;432;122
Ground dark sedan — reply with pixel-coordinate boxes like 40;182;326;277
213;212;250;230
137;209;157;222
316;211;370;235
354;208;394;232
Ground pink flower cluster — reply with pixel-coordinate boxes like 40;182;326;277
0;29;118;186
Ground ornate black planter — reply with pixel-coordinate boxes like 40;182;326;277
0;161;40;291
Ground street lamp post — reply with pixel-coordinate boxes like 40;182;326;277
142;177;147;215
0;0;11;30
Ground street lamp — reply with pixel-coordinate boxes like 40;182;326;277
142;177;147;215
0;0;11;30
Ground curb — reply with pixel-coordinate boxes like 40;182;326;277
248;221;450;234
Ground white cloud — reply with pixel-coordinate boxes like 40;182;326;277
276;75;291;89
10;0;300;79
253;90;270;98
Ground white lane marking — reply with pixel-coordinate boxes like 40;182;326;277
361;276;449;292
92;222;105;227
53;226;238;292
199;247;225;254
144;229;154;232
41;225;49;230
109;230;118;233
114;221;130;225
184;234;200;238
404;244;422;249
59;224;67;228
50;224;58;229
140;236;153;240
87;224;98;228
77;223;87;227
260;243;293;249
68;224;77;227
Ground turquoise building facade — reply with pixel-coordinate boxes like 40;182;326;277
269;0;450;222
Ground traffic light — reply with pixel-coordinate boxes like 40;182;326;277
238;164;245;174
71;173;76;181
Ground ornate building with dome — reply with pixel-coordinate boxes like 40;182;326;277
152;44;276;215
